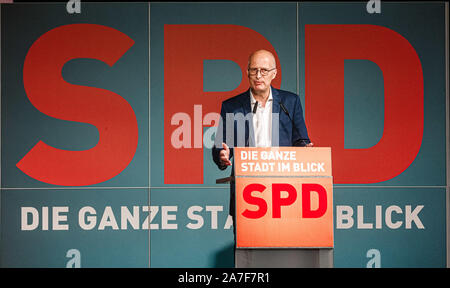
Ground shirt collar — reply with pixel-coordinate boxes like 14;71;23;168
250;87;273;104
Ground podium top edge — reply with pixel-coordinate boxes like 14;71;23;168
234;147;331;150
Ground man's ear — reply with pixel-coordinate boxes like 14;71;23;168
271;69;277;80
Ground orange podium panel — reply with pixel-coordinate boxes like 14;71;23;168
234;147;333;248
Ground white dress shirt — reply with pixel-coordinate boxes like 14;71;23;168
250;89;273;147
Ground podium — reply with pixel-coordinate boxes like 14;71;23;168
233;147;333;268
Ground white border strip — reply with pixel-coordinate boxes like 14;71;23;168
296;1;299;97
445;1;449;269
1;185;447;190
148;1;151;269
0;3;2;252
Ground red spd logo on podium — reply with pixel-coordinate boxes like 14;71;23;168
234;147;333;248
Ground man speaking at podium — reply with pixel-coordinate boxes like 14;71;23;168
212;49;313;219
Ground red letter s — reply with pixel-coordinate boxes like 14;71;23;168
20;24;138;186
242;183;268;219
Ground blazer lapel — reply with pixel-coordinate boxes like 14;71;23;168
271;87;280;146
240;89;252;115
239;89;254;147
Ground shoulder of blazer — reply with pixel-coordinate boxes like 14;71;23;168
273;88;300;104
222;89;250;110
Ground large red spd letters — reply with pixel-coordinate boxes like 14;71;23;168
242;183;327;219
18;24;423;186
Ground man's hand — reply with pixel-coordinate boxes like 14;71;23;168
219;143;232;166
306;142;314;147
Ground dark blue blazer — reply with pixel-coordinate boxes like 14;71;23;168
212;86;311;217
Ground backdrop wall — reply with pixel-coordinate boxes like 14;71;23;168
0;1;448;267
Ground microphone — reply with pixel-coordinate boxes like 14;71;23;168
279;102;310;147
245;101;258;147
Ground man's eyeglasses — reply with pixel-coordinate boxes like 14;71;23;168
248;67;276;76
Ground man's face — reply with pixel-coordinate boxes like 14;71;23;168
247;52;277;94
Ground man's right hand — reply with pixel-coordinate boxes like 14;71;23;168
219;143;232;166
